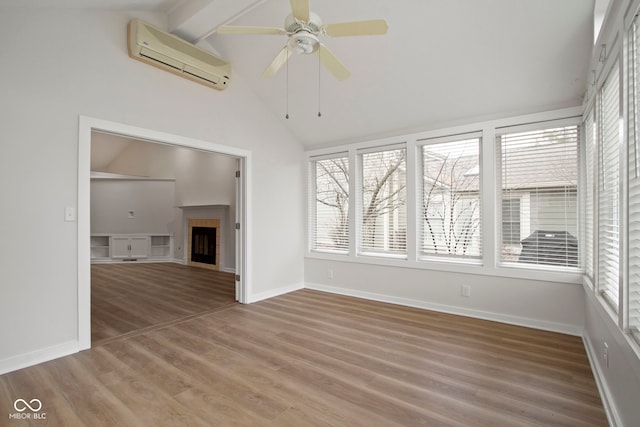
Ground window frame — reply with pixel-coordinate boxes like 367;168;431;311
495;119;582;273
417;133;483;261
306;109;583;285
308;152;350;255
597;58;623;312
356;144;408;259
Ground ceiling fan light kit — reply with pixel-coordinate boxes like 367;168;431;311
216;0;388;80
288;31;319;54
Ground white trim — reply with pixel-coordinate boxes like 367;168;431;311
0;341;79;376
416;130;484;145
305;282;584;336
494;115;582;133
78;115;253;351
248;282;304;303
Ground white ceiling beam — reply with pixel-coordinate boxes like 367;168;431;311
168;0;267;43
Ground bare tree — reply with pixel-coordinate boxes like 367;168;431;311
315;149;407;251
361;149;407;251
315;158;349;249
423;151;480;256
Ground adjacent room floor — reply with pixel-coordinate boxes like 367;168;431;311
0;287;607;426
91;263;236;345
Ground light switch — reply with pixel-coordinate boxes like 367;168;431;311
64;207;76;222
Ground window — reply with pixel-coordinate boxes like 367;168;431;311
419;135;481;259
359;146;407;255
598;61;621;310
583;108;596;281
628;17;640;340
310;154;349;253
497;123;580;268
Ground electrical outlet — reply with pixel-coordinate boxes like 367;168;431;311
64;207;76;222
327;269;334;279
603;342;609;368
461;284;471;297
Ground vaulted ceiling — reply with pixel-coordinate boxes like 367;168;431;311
4;0;595;147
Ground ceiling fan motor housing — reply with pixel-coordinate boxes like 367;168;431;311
285;12;322;55
285;12;322;33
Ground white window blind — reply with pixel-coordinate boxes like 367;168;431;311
310;154;349;253
359;146;407;255
496;124;580;269
584;108;596;281
598;61;621;310
419;135;481;259
628;18;640;339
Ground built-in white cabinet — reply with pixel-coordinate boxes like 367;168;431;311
111;235;150;259
90;234;173;263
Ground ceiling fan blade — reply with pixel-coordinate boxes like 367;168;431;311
262;46;293;78
324;19;389;37
316;44;350;81
216;25;286;35
290;0;310;22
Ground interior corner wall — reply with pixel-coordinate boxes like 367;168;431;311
0;8;304;372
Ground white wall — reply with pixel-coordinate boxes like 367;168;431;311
306;260;585;335
0;8;304;372
91;179;176;234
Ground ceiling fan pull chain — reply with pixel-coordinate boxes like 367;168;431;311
318;48;322;118
286;49;290;119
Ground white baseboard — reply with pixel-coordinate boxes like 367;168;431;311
91;258;182;265
305;282;583;336
582;333;621;427
249;282;305;303
0;340;79;375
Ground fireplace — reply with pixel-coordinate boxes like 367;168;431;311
191;227;216;264
187;218;220;270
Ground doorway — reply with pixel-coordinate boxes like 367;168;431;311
78;116;251;350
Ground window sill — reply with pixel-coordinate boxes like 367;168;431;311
306;251;583;285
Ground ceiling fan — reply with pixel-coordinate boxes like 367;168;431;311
216;0;388;80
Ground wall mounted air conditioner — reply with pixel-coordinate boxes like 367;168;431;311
128;19;231;90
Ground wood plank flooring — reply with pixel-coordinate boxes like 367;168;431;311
1;288;607;426
91;263;236;345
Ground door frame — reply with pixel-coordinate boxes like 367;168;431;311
77;116;252;350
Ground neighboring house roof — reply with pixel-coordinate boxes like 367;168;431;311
423;146;577;194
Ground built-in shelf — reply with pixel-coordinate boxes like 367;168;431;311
90;234;173;263
150;235;171;258
90;235;110;259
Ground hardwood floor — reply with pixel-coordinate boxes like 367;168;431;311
91;263;236;345
1;288;607;426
